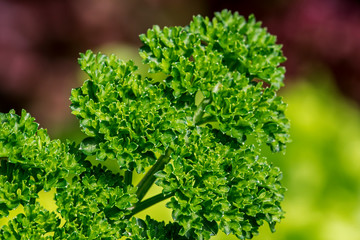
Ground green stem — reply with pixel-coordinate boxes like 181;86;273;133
196;115;217;126
193;97;212;125
136;148;173;202
125;170;133;186
193;82;222;125
131;84;222;215
129;192;174;218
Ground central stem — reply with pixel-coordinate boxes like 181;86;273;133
193;82;222;125
132;83;222;213
136;148;173;202
125;169;133;186
128;192;174;218
193;98;212;125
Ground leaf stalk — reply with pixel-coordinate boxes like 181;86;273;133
193;82;222;125
128;192;174;218
136;148;173;201
125;169;133;186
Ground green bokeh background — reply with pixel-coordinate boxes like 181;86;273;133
1;44;360;239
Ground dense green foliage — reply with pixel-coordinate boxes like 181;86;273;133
0;10;289;239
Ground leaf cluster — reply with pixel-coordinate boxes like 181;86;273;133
0;10;289;239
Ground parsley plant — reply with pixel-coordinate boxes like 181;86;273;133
0;10;289;239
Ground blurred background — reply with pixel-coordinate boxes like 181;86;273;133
1;0;360;239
